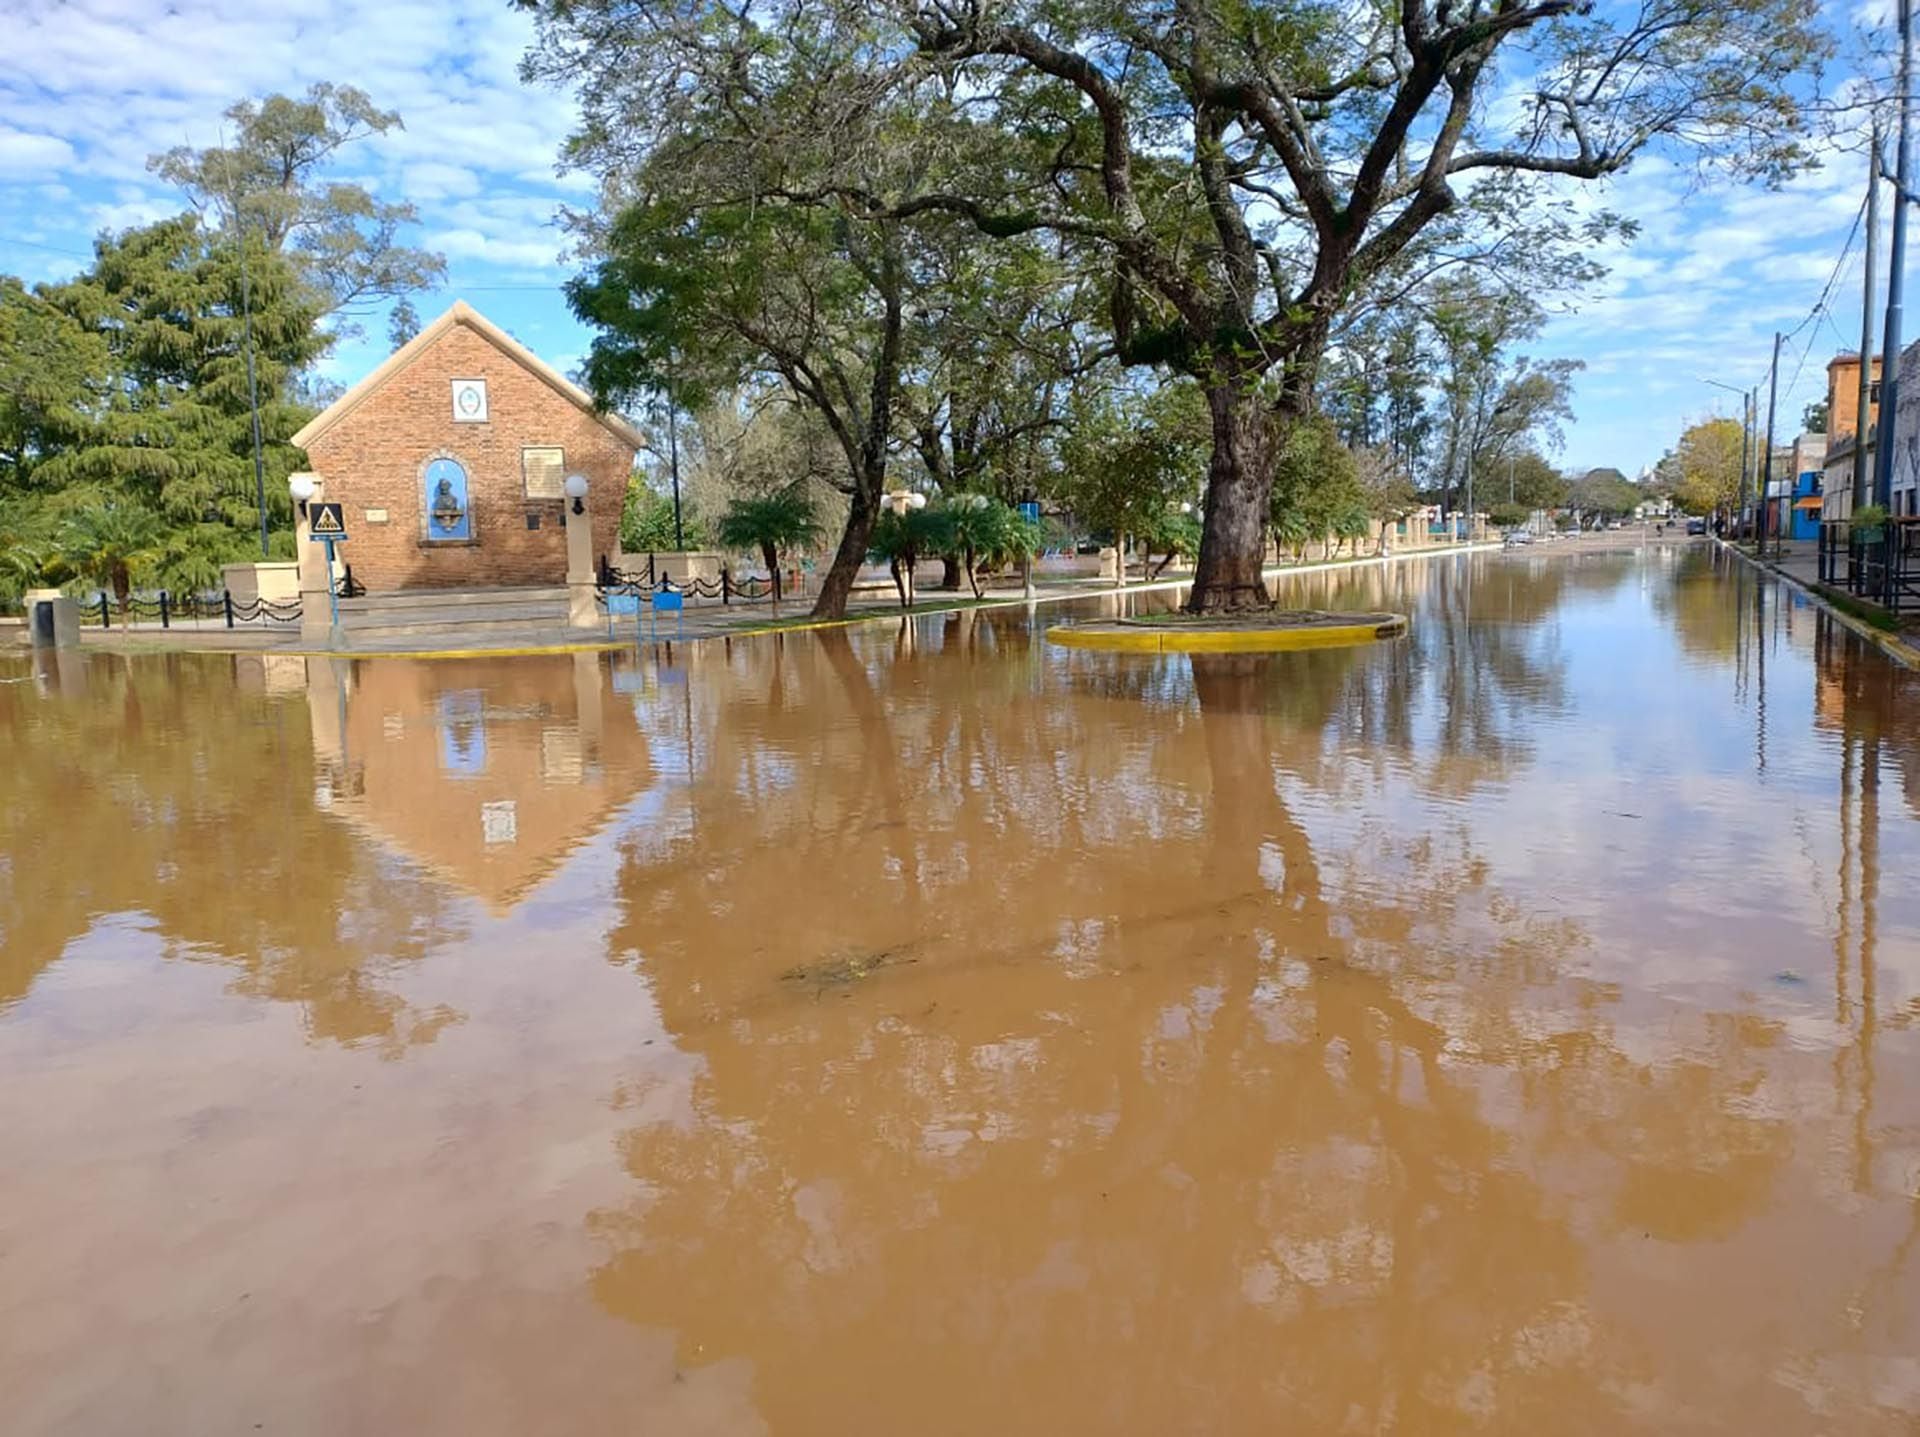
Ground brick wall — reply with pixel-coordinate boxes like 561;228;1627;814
304;321;631;592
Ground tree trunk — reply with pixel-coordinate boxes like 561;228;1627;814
940;554;964;591
811;482;880;619
889;555;908;608
113;566;132;625
1186;383;1277;614
965;546;982;599
761;541;780;615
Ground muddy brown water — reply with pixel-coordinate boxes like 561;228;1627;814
4;547;1919;1434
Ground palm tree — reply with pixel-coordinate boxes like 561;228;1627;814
58;499;163;623
937;495;1039;600
716;484;823;614
868;507;944;608
1332;505;1372;559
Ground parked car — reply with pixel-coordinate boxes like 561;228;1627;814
1502;531;1533;548
1686;517;1707;536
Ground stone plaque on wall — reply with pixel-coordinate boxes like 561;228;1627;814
522;445;566;499
451;378;488;423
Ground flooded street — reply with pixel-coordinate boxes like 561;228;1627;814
4;547;1920;1434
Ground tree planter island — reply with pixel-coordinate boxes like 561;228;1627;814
1047;610;1408;654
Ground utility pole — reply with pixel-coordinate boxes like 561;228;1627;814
1738;390;1752;533
1761;332;1782;557
217;132;270;560
1874;0;1914;520
665;353;684;551
1856;123;1882;516
667;401;684;552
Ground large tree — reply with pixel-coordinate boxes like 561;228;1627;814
1669;417;1746;517
522;0;1826;612
149;83;445;328
4;217;326;593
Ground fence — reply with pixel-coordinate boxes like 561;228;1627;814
1816;519;1920;616
86;589;305;629
597;556;777;606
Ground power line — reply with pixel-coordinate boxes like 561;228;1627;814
1751;191;1870;403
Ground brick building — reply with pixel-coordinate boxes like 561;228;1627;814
292;302;642;593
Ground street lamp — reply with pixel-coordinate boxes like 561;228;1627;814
288;473;318;506
564;472;589;517
883;489;927;516
1699;376;1754;537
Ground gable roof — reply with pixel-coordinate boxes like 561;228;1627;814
292;300;646;452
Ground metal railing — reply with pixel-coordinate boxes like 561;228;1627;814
87;589;305;629
1817;518;1920;615
597;555;775;605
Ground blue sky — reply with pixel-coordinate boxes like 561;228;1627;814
0;0;1884;476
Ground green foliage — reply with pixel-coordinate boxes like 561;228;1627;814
1853;503;1888;534
1570;469;1643;518
57;498;164;612
621;478;702;552
1;215;324;597
0;278;107;490
928;493;1039;597
148;83;445;324
1489;501;1531;528
1273;414;1368;550
1058;382;1208;542
1670;418;1746;516
716;484;824;574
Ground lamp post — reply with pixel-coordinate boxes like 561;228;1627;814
1701;376;1752;535
288;472;341;642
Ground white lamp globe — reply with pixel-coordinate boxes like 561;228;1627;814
563;473;589;501
908;491;927;510
288;473;318;503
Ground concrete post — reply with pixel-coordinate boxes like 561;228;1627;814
293;474;333;646
23;589;80;650
566;489;599;629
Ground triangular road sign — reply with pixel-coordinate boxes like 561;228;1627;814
309;502;346;537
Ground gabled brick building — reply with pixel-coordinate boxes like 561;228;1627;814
292;302;642;593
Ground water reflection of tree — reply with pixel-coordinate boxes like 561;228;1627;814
0;654;463;1052
1651;546;1747;664
584;641;1808;1431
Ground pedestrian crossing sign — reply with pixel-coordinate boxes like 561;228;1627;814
309;502;346;538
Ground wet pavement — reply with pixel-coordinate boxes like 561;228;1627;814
3;546;1919;1434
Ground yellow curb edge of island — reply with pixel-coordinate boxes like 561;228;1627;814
1046;615;1408;654
1719;538;1920;670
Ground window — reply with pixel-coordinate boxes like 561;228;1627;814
451;378;488;422
1871;380;1883;406
522;445;565;499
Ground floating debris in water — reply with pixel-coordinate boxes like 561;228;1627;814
1773;970;1806;986
782;949;915;991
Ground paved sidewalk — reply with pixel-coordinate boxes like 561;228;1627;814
29;541;1510;659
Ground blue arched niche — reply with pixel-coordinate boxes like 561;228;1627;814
423;456;473;541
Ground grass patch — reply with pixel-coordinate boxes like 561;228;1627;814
1808;582;1902;632
727;595;1009;633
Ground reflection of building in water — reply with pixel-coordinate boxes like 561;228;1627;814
304;653;651;912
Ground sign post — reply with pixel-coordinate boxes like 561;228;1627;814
307;502;348;643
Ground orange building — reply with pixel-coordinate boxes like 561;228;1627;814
1826;352;1883;445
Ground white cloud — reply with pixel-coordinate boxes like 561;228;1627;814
0;128;76;176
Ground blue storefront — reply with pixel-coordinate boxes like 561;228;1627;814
1787;471;1822;541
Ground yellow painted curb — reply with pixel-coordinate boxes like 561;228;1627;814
1047;615;1407;654
1717;540;1920;672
